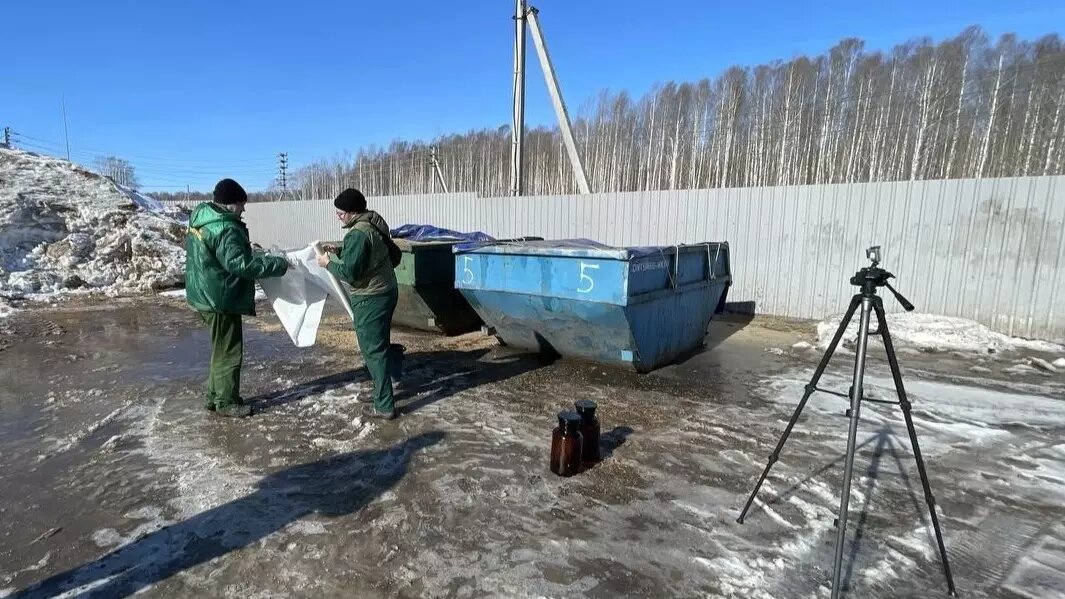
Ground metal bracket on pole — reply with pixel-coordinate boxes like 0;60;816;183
526;6;591;194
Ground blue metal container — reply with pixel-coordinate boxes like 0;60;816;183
454;240;731;372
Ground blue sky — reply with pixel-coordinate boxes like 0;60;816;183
4;0;1063;191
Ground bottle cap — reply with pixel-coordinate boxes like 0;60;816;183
575;400;597;419
557;411;582;433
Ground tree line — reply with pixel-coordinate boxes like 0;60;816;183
149;190;280;204
93;156;140;189
153;27;1065;201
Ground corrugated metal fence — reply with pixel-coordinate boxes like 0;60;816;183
245;176;1065;343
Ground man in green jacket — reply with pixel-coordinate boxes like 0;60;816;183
186;178;289;418
316;188;400;420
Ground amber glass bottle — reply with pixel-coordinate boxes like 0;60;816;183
574;400;600;462
549;411;584;477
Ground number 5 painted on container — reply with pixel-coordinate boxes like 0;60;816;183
578;262;600;293
463;257;475;285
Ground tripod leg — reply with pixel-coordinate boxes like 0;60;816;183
873;301;958;597
738;295;862;524
831;297;874;599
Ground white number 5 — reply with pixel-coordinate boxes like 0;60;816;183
578;262;599;293
463;257;475;285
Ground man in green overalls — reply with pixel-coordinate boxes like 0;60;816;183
185;178;289;418
317;188;400;420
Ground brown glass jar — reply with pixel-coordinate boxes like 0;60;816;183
549;411;584;477
575;400;600;462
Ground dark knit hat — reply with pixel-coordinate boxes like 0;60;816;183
213;178;248;205
334;188;367;213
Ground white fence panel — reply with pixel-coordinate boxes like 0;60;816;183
244;176;1065;343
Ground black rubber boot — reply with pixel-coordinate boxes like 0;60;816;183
362;404;396;421
215;403;253;418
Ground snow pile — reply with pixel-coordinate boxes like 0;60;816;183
817;312;1063;354
0;148;187;298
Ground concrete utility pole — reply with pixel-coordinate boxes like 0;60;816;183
430;146;449;193
526;6;590;194
510;0;528;196
510;3;591;195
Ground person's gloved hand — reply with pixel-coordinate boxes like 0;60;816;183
316;252;331;268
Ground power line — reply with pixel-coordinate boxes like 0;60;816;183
295;158;435;178
16;141;278;182
16;139;262;170
135;166;277;177
15;133;275;167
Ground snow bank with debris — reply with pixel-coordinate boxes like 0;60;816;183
0;148;187;298
818;312;1063;354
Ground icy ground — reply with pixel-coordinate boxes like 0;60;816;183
1;302;1063;598
0;148;187;302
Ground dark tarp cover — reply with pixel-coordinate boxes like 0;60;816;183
390;224;494;243
453;238;677;259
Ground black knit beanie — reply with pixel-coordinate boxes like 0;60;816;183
213;178;248;205
334;188;367;213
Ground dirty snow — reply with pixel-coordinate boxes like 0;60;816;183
750;367;1065;596
818;312;1063;354
1030;357;1059;373
0;148;187;299
1005;363;1053;377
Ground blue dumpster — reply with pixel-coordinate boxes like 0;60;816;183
454;239;731;372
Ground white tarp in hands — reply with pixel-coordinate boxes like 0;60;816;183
259;243;354;347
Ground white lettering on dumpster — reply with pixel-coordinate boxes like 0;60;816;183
462;257;475;285
632;260;669;272
578;262;600;293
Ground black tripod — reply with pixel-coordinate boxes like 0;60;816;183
736;247;957;598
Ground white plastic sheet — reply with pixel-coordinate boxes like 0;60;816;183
259;243;354;347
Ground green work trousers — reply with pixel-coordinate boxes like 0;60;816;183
350;288;399;413
199;312;244;409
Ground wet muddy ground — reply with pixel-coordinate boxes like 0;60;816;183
1;298;1063;598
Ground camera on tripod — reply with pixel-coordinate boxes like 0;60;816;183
849;246;915;312
737;245;955;598
865;245;881;267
